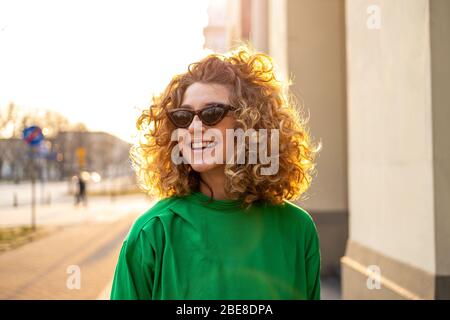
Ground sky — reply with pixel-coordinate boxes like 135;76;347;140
0;0;212;143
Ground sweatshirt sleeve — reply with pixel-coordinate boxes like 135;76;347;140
110;218;161;300
305;218;321;300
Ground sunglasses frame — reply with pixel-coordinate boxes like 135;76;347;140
166;103;235;128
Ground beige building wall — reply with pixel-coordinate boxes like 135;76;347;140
430;0;450;281
346;0;435;274
264;0;348;213
343;0;450;299
267;0;288;82
226;0;243;48
250;0;269;54
203;0;228;53
285;0;348;213
265;0;348;276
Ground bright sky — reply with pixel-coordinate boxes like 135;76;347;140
0;0;212;143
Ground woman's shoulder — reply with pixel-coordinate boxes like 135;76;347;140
268;200;318;233
124;195;181;244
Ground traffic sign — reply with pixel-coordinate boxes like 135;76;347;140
22;126;44;146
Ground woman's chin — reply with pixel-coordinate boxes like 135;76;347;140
189;163;222;173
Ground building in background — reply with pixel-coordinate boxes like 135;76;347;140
0;131;132;182
204;0;450;299
203;0;228;53
55;131;133;179
203;0;252;53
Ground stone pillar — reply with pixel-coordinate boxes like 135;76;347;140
342;0;450;299
268;0;348;276
250;0;269;53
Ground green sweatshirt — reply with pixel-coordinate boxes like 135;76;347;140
110;191;321;300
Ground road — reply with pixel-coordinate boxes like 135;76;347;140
0;176;136;209
0;193;153;227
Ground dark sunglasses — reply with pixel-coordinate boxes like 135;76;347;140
166;103;235;128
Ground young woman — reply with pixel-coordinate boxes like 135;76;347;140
110;45;322;300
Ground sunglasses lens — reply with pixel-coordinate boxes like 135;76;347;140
200;105;226;125
170;110;194;128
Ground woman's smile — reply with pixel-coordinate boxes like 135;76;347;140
190;140;218;151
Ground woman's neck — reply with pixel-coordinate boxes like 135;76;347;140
199;165;228;200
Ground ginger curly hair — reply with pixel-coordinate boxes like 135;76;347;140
131;44;322;208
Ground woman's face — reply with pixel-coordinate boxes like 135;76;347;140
177;82;237;173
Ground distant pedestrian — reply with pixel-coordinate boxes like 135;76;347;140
75;174;87;207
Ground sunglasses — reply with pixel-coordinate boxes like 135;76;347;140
166;103;235;128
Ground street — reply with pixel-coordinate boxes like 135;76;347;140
0;178;146;227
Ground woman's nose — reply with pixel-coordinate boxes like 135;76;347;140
188;115;204;134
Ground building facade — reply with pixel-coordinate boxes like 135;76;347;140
1;131;132;182
204;0;450;299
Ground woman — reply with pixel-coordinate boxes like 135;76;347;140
110;45;322;300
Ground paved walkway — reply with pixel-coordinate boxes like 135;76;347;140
321;276;341;300
0;192;154;299
0;212;139;299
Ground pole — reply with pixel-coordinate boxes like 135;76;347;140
30;148;36;231
22;126;43;231
40;169;44;205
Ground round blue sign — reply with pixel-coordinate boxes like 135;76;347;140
22;126;44;146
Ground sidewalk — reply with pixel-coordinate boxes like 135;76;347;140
0;193;154;299
0;211;140;299
321;276;342;300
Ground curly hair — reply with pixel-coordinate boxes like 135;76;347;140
131;44;322;209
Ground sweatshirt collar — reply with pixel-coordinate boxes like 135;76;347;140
186;191;244;211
